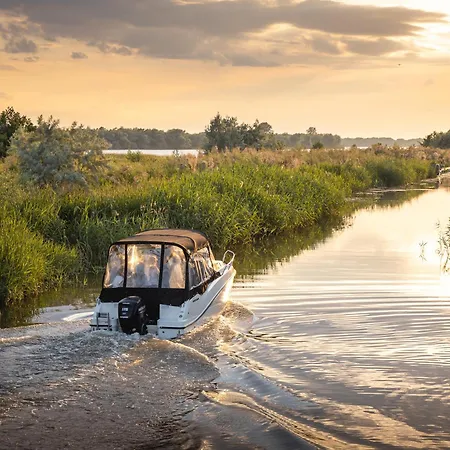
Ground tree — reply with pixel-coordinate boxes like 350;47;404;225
421;131;450;149
321;133;341;148
242;120;271;149
11;116;109;189
204;114;281;152
312;141;324;150
165;129;192;150
0;107;35;158
306;127;318;149
204;113;244;152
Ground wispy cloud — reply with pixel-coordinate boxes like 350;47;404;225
71;51;88;59
0;0;446;66
24;55;39;62
4;36;38;53
0;64;17;71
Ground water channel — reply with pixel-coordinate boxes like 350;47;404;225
1;182;450;449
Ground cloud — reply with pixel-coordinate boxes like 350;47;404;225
0;0;446;66
306;35;342;55
0;20;41;40
424;78;435;87
24;55;39;62
4;36;38;53
71;51;88;59
0;0;444;37
344;38;408;56
226;53;281;67
0;64;17;71
0;92;9;99
89;42;133;56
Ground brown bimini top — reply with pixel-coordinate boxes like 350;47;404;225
115;228;210;253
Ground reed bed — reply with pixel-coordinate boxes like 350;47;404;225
0;146;445;321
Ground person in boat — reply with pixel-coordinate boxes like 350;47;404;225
146;254;160;287
106;246;125;288
128;254;160;288
162;249;185;288
111;273;124;288
168;253;185;288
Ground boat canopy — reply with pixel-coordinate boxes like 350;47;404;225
115;228;209;254
100;229;218;311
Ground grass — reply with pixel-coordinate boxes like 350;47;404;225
0;145;447;325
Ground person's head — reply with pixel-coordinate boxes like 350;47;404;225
136;262;145;276
172;254;181;265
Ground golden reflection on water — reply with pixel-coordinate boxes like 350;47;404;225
227;187;450;448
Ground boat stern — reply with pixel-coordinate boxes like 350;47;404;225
90;299;120;332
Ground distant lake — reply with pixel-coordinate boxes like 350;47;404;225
104;149;199;156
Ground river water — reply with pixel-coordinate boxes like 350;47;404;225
1;184;450;449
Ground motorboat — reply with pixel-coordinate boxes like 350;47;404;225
90;229;236;339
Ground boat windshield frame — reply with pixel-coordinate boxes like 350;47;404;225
100;229;219;308
103;241;190;291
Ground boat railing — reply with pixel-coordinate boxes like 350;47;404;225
222;250;235;269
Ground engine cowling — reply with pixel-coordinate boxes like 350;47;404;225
118;296;147;335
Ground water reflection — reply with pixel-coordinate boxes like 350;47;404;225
223;186;450;449
0;277;99;329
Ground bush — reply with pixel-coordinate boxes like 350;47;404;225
11;116;109;189
126;149;142;162
0;208;80;309
422;130;450;149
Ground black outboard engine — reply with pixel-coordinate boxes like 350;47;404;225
118;296;147;335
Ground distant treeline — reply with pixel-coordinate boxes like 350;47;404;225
97;127;205;150
97;127;343;150
341;137;420;147
97;127;342;150
96;127;419;150
0;107;436;157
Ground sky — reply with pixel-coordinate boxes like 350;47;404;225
0;0;449;138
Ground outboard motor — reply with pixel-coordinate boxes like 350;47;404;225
118;296;147;335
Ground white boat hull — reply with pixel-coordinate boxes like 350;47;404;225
90;262;235;339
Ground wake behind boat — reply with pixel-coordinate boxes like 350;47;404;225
90;229;236;339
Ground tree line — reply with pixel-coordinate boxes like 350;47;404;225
97;127;205;150
98;115;342;151
0;107;447;160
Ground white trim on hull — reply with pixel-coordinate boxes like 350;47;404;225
158;264;235;339
90;262;235;339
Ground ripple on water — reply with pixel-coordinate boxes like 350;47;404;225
3;189;450;449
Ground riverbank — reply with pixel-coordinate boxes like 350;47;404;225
0;147;446;325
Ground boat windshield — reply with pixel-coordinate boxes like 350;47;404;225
161;245;186;289
103;244;125;288
127;244;161;288
103;243;186;289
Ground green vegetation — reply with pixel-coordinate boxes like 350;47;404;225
95;119;341;151
341;137;420;148
204;113;281;151
0;107;424;152
0;107;449;326
12;117;109;188
422;130;450;149
98;127;202;150
0;106;35;158
0;205;79;327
